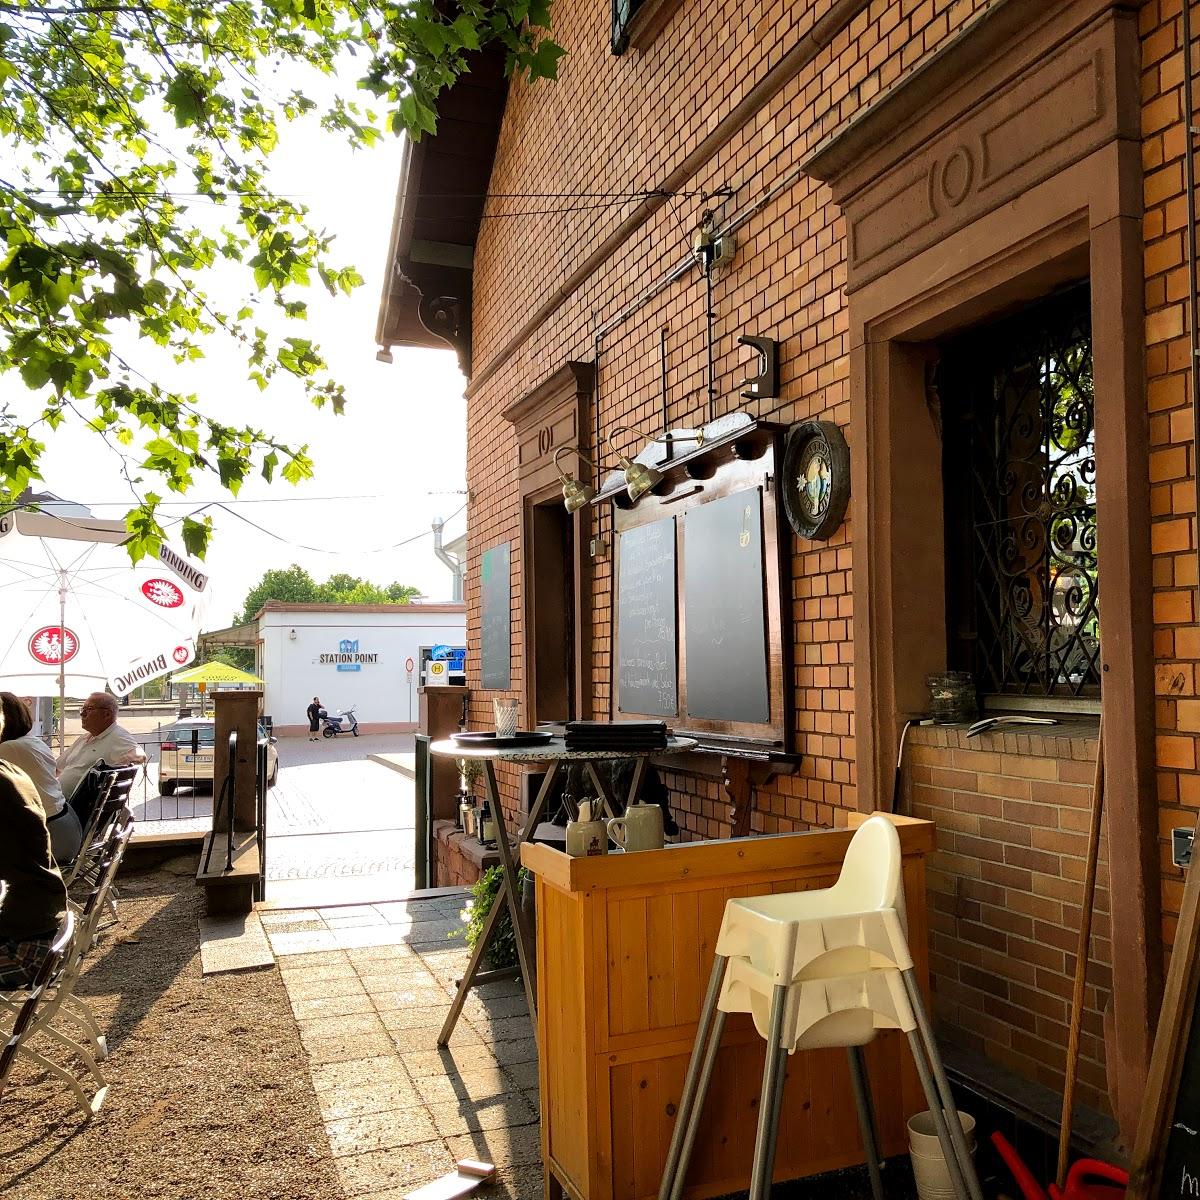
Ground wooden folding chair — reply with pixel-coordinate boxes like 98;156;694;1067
0;818;132;1115
62;769;119;888
0;910;109;1118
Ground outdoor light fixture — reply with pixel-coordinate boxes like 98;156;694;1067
289;628;297;641
553;445;599;513
605;423;706;503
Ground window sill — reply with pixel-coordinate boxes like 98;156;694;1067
614;0;684;54
908;714;1099;759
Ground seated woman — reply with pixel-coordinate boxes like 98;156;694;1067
0;704;69;989
0;693;83;864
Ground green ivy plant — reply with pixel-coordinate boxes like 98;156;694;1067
0;1;564;561
456;756;483;792
451;864;530;971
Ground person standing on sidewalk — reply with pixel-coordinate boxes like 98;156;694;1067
306;697;322;742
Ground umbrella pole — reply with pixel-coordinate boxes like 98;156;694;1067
58;572;67;755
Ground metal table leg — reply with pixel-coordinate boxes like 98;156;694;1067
485;760;539;1037
584;762;615;819
437;880;508;1046
519;759;564;839
624;756;646;811
437;760;560;1048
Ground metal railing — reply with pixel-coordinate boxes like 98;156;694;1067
122;723;274;826
120;728;216;825
255;737;268;901
201;731;237;875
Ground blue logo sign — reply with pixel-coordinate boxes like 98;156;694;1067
432;644;466;671
320;638;377;672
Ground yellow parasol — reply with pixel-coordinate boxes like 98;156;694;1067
171;661;263;685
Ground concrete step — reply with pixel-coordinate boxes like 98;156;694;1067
198;911;275;975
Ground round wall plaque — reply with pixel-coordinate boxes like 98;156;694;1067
781;420;850;540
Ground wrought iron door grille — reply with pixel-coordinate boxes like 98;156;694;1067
940;286;1098;699
611;0;647;53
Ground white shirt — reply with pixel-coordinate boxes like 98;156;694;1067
57;723;143;800
0;732;67;818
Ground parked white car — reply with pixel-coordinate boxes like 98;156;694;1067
158;718;278;795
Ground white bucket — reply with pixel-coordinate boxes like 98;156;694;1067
907;1109;977;1200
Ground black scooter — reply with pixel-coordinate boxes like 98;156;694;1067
321;706;360;738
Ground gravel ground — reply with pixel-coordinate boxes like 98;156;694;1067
0;859;344;1200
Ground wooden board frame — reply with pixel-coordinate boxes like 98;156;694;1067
609;420;792;755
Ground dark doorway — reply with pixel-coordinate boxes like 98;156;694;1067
528;498;575;724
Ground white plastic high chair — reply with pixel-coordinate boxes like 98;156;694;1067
657;816;983;1200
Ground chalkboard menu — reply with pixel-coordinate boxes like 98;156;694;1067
480;541;511;690
683;488;769;723
1158;1022;1200;1199
1133;818;1200;1200
616;517;677;716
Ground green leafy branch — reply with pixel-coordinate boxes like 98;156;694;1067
0;0;564;560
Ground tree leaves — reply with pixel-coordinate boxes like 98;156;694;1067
237;563;423;623
0;0;564;559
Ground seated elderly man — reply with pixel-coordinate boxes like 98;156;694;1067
56;691;143;802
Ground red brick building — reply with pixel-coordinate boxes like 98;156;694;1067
378;0;1197;1145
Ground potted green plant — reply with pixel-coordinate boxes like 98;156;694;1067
452;865;531;971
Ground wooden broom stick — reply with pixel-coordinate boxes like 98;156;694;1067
1056;718;1105;1189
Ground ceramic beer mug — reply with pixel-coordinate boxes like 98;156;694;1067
566;800;609;858
607;799;665;852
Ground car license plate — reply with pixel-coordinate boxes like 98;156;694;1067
185;754;213;763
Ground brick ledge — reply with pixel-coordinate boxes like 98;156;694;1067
433;819;501;871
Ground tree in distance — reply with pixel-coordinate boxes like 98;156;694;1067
236;563;422;625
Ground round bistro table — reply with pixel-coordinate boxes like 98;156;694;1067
429;735;697;1047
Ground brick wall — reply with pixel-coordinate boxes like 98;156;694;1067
464;0;999;827
444;0;1196;1120
433;819;501;888
907;723;1110;1112
1141;0;1199;957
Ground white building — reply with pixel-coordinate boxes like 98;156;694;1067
255;601;466;735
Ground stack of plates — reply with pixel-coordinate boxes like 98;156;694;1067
564;721;669;752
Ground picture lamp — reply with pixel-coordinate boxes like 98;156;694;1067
553;445;599;513
605;423;706;503
553;424;708;511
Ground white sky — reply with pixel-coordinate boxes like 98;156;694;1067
16;72;468;628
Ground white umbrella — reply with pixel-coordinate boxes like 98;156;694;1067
0;506;210;747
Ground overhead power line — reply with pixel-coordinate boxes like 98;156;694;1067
203;499;467;556
18;185;734;202
0;498;467;559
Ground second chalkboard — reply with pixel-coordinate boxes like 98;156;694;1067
683;488;770;724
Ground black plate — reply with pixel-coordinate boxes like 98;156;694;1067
451;730;555;748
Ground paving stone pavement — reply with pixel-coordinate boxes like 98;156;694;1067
266;895;544;1200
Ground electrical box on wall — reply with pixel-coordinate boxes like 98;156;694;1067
1174;827;1194;869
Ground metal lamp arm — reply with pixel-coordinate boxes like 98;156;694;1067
553;444;599;480
606;423;705;453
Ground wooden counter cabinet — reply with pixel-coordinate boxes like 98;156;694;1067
521;815;936;1200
